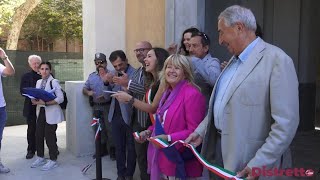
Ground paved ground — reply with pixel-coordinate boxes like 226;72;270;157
0;122;119;180
291;130;320;180
0;122;319;180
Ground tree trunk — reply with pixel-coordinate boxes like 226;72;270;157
6;0;42;50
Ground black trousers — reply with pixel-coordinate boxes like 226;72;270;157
112;112;136;177
26;114;37;153
36;107;58;160
132;118;150;180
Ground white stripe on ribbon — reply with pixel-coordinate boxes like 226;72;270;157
134;132;246;180
91;118;101;140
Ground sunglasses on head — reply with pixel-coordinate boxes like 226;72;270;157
197;32;208;40
95;60;106;65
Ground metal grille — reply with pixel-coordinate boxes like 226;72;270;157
2;50;83;126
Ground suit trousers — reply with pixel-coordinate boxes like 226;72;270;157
132;117;150;180
112;111;136;177
209;134;224;180
36;107;58;160
26;114;37;153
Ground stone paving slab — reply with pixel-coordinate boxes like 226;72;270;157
0;122;118;180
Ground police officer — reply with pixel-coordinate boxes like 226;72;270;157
82;52;115;160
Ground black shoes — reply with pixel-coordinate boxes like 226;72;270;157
26;151;35;159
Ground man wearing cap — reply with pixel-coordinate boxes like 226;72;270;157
83;52;115;160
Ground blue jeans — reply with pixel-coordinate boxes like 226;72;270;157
0;106;7;150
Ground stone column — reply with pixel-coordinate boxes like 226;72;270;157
65;0;126;156
165;0;205;47
82;0;126;78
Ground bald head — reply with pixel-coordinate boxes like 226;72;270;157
134;41;152;64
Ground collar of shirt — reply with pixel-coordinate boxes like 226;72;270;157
238;37;260;63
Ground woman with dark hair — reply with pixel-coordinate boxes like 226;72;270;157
168;27;200;56
30;61;64;171
115;48;169;126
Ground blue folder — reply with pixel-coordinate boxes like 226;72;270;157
22;87;56;102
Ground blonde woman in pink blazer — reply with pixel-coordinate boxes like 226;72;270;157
114;54;206;180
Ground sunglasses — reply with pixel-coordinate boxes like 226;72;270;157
197;32;208;40
95;60;106;65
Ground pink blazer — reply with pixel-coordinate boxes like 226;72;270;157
151;82;206;177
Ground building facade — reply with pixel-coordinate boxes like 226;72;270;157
82;0;320;131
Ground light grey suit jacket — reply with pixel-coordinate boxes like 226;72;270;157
107;64;136;125
195;38;299;178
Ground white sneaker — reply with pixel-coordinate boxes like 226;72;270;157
31;157;46;168
41;160;58;171
0;162;10;173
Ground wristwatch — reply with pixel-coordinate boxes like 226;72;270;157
128;96;135;105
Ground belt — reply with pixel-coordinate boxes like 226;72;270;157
93;102;109;106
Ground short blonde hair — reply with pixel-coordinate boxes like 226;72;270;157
28;55;42;64
160;54;199;90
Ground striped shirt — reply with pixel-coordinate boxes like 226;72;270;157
128;67;150;128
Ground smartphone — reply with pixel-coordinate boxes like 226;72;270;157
118;72;123;77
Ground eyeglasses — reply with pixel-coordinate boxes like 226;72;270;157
95;60;106;65
134;48;150;53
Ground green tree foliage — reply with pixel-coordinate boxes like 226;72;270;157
0;0;24;44
21;0;82;51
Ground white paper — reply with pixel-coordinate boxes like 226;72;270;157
22;93;36;99
103;90;117;94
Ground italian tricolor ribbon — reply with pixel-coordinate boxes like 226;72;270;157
145;89;156;124
91;118;101;140
133;132;246;180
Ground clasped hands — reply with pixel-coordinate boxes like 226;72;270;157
134;130;169;148
99;70;129;88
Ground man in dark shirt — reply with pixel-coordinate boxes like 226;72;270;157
20;55;42;159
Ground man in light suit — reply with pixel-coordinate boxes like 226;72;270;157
104;50;137;180
185;5;299;180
